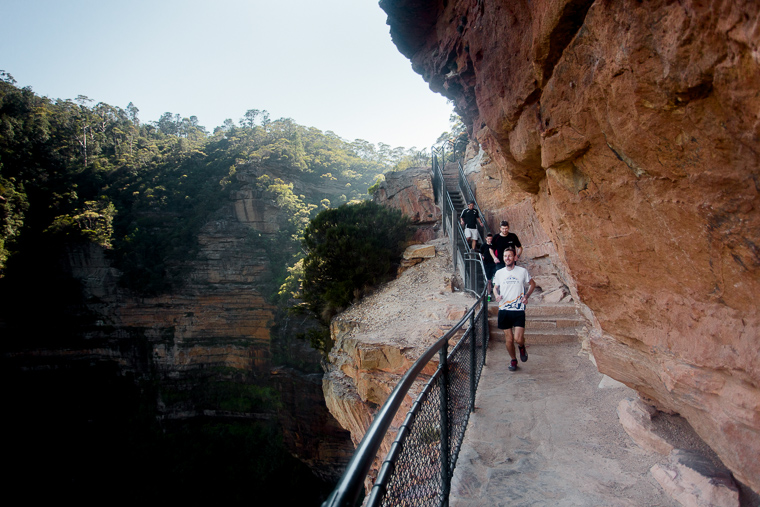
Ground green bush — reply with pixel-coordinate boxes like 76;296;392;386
301;201;410;326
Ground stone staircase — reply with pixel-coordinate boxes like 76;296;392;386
443;163;466;216
440;160;586;345
487;302;585;344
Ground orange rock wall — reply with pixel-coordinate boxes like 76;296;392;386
373;166;441;242
381;0;760;492
67;201;277;378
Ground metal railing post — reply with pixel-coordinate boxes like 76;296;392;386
469;310;476;413
451;207;457;272
483;296;489;366
439;339;450;507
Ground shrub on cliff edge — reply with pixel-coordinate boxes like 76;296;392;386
301;201;410;328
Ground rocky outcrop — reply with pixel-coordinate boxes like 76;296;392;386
381;0;760;493
617;397;675;456
652;451;740;507
373;166;441;242
323;238;474;475
398;243;436;275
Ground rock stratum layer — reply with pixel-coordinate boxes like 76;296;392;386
381;0;760;492
4;165;353;480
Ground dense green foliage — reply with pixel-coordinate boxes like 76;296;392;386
0;73;430;296
300;201;410;351
0;72;449;504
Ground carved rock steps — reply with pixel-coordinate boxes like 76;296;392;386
487;303;584;345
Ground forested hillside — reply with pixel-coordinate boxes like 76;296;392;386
0;71;430;296
0;72;447;504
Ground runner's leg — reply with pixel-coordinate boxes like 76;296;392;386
504;328;516;360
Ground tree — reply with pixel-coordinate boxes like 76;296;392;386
126;102;139;124
241;109;260;128
0;175;29;272
301;201;410;325
436;113;468;161
0;70;16;85
47;199;116;247
157;112;178;136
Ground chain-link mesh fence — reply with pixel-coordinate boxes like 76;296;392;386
369;297;489;507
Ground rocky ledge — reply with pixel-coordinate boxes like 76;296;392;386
323;238;475;477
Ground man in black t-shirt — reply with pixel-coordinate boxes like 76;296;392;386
490;220;522;267
480;233;497;298
460;201;483;251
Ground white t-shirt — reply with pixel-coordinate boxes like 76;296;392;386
493;265;532;311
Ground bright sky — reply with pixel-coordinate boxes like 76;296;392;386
0;0;454;151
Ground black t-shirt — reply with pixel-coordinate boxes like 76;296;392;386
480;242;496;265
460;208;480;229
491;232;522;264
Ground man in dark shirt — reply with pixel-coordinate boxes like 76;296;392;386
490;220;522;267
480;233;497;298
460;201;483;251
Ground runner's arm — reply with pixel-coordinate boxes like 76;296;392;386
521;279;536;303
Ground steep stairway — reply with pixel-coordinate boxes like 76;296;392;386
438;158;586;344
487;302;585;345
443;163;466;217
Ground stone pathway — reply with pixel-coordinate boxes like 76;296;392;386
449;341;677;507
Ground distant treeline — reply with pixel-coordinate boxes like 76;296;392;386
0;71;434;294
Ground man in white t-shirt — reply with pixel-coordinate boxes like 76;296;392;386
493;247;536;371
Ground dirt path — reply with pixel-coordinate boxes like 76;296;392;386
449;341;677;507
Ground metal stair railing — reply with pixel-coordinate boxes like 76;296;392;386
322;256;489;507
454;158;491;243
433;144;488;294
322;147;492;507
433;151;469;286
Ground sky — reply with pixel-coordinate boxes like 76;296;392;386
0;0;454;150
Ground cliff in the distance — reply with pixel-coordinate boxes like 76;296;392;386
380;0;760;493
3;163;353;481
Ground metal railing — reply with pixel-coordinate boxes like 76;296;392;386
454;157;491;242
322;254;489;507
432;147;488;294
322;146;492;507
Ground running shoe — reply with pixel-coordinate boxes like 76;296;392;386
519;345;528;362
508;359;518;371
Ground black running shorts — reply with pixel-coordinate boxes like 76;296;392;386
497;309;526;329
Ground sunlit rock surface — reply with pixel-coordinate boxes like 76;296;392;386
323;238;474;479
381;0;760;493
373;166;440;242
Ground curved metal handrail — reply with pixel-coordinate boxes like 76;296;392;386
322;147;491;507
322;254;489;507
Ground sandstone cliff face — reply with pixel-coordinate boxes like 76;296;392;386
373;166;441;242
381;0;760;492
272;367;354;482
66;191;279;382
17;165;354;479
